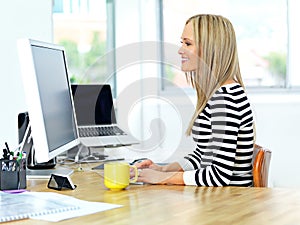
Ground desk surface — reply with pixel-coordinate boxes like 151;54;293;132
6;164;300;225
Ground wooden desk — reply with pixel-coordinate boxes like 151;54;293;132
5;165;300;225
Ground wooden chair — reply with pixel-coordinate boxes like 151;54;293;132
252;144;272;187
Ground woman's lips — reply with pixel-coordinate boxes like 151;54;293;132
181;58;189;63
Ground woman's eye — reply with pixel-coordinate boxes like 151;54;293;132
180;41;192;46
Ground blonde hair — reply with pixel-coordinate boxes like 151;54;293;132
185;14;245;135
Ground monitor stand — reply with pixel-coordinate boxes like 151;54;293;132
75;144;107;163
66;144;110;163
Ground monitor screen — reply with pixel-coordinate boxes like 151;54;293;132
18;39;80;163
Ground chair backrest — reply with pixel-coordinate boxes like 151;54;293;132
252;144;272;187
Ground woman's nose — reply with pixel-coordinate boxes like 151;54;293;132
178;46;184;55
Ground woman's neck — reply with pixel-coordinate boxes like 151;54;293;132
222;79;236;85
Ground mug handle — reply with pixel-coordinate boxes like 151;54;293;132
129;165;138;183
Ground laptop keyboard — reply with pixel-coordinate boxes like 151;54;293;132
79;126;126;137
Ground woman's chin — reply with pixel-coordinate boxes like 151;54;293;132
181;67;195;73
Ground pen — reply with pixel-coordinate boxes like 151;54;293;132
16;151;23;165
2;149;9;160
5;142;10;153
22;151;26;159
4;142;13;159
2;149;10;169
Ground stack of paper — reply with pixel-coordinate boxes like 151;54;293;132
0;191;121;222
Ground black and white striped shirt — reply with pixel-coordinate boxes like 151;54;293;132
178;83;254;187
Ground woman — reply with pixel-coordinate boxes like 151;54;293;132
136;14;254;187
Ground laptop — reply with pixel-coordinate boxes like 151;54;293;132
71;84;139;147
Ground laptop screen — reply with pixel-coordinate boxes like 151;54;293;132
71;84;117;126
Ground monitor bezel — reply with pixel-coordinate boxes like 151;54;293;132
18;38;80;163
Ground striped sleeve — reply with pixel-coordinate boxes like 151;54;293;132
179;84;254;187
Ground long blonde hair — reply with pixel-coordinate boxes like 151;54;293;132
186;14;245;135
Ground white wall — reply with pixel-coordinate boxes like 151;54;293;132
0;0;52;150
248;91;300;187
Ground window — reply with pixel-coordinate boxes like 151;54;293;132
52;0;109;84
53;0;298;91
162;0;288;89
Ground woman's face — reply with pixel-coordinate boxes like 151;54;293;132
178;22;198;72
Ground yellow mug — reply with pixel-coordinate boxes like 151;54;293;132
104;162;138;190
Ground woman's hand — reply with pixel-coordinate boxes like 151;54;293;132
137;169;169;184
134;159;163;171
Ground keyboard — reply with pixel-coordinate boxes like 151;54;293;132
78;126;126;137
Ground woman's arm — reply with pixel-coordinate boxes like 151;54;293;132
161;162;184;172
137;169;185;185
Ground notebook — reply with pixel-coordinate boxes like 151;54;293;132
0;191;121;223
71;84;139;147
0;191;79;222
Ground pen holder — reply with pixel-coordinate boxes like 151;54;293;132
0;159;26;190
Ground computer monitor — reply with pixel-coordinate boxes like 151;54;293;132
17;38;80;163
